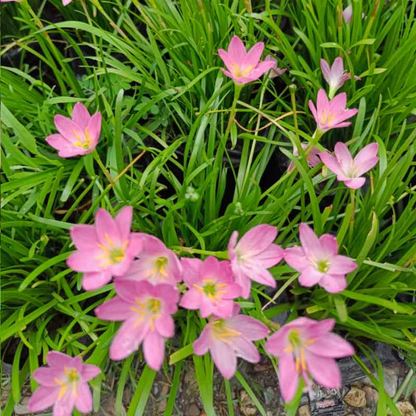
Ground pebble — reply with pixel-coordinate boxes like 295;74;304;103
298;404;311;416
396;401;416;416
343;387;366;408
188;402;201;416
384;370;399;398
240;391;257;416
363;385;379;406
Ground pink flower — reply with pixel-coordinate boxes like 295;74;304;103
120;234;182;286
309;89;358;132
63;0;73;4
228;225;284;298
180;256;241;318
284;223;357;293
264;55;287;79
287;143;321;172
343;5;353;23
28;351;101;416
67;206;143;291
265;317;354;402
95;280;179;369
218;36;275;85
46;102;101;158
320;57;351;98
194;304;269;379
319;142;379;189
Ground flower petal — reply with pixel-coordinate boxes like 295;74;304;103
243;42;264;67
193;326;212;355
71;102;90;129
306;353;342;388
319;273;348;293
255;244;284;268
143;331;165;370
85;112;102;148
237;224;277;256
354;142;379;167
54;115;83;143
82;271;113;291
155;314;175;338
278;353;299;402
70;225;98;250
328;255;357;274
319;152;344;176
28;386;59;412
115;206;133;242
95;296;133;321
74;383;93;413
67;251;101;273
233;336;260;363
355;157;379;177
46;351;73;368
95;208;121;248
299;266;324;287
46;134;81;158
306;333;354;358
320;59;331;84
343;177;366;189
33;368;60;386
319;234;338;256
181;257;202;285
80;364;101;382
228;315;269;341
210;339;237;379
247;266;276;288
227;35;246;62
284;246;309;272
299;223;321;258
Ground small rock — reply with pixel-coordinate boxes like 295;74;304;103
264;386;275;405
384;372;398;398
363;386;379;406
240;391;257;416
343;387;366;408
298;404;311;416
157;384;170;413
396;401;416;416
188;402;201;416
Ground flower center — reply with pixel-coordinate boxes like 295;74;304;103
154;256;168;277
130;298;162;331
231;63;254;78
319;109;335;125
147;298;161;314
316;260;329;273
193;279;227;301
95;234;128;269
72;128;93;149
55;367;80;400
211;319;241;342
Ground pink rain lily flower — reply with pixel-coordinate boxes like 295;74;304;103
95;280;179;370
180;256;241;318
309;89;358;132
264;55;287;79
284;223;357;293
265;317;354;402
321;57;351;98
46;102;101;158
319;142;379;189
194;304;269;379
343;5;353;23
63;0;73;4
67;206;143;291
120;234;182;286
228;224;284;299
287;143;321;172
28;351;101;416
218;36;275;85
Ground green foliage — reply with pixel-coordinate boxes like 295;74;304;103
1;0;416;414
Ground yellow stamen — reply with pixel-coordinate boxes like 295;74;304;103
202;279;216;283
104;233;115;248
216;283;227;289
283;346;294;353
305;338;316;345
193;284;204;293
301;348;307;371
149;314;161;331
295;357;301;373
72;381;78;398
98;243;111;253
215;290;226;296
55;378;67;400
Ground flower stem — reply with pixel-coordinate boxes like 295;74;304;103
225;84;243;137
92;150;115;186
348;188;356;244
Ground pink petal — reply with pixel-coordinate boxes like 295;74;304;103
299;266;324;287
255;244;284;268
71;102;90;129
95;208;121;247
354;142;379;167
303;319;335;340
316;89;330;120
319;152;344;176
241;60;275;81
199;296;214;318
231;268;252;299
227;35;246;63
181;258;202;286
200;255;221;279
320;59;331;84
355;157;379;177
284;246;309;272
319;234;338;256
110;318;148;361
70;225;98;250
212;299;234;318
247;266;276;288
343;5;353;23
143;331;165;370
115;206;133;242
54;115;83;143
74;383;92;413
331;109;358;125
53;398;75;416
80;364;101;381
62;0;73;5
220;68;237;82
46;351;73;368
85;112;102;148
334;142;353;168
210;339;237;379
33;368;60;386
155;314;175;338
153;284;179;314
228;315;269;341
265;327;290;356
344;177;366;189
306;333;355;358
243;42;264;67
28;386;59;412
193;326;212;355
227;231;239;260
82;271;113;291
329;93;347;113
308;100;318;121
223;283;242;299
46;134;82;158
218;49;235;74
114;279;151;303
278;353;299;402
331;57;345;82
95;297;133;321
67;251;101;273
328;255;357;274
237;224;277;256
233;336;260;363
299;223;321;256
319;274;347;293
306;353;342;388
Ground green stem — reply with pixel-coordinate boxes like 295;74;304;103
225;83;243;137
348;188;356;244
92;150;114;185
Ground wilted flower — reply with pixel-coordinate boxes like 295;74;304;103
180;257;241;318
265;317;354;402
46;102;101;158
218;36;275;85
194;304;269;379
228;224;284;298
67;206;143;291
284;223;357;293
95;280;179;370
264;55;287;79
309;89;358;132
287;143;321;172
28;351;101;416
319;142;379;189
321;57;351;98
120;234;182;286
